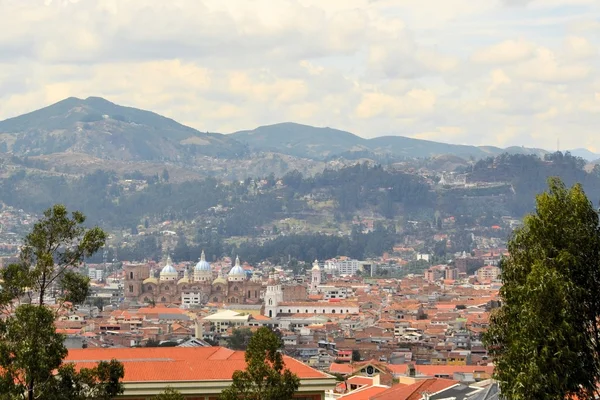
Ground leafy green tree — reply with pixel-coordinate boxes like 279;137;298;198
0;205;124;400
153;386;184;400
483;178;600;400
352;350;361;362
228;327;254;350
220;327;300;400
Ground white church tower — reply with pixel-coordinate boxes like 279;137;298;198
310;259;321;294
263;273;283;319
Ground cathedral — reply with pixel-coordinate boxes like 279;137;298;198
124;252;263;305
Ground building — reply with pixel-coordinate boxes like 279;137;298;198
476;266;501;282
318;285;350;300
88;267;104;281
424;266;446;282
310;260;322;294
324;259;362;276
65;347;336;399
124;253;262;305
201;310;250;334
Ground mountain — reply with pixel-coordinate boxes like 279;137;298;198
231;123;369;158
0;97;246;161
568;148;600;161
231;122;549;160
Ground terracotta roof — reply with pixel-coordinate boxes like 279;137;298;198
66;347;330;382
329;363;354;374
386;364;494;376
137;307;188;315
347;376;375;386
371;378;458;400
339;385;390;400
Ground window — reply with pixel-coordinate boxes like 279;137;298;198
129;272;134;280
147;285;153;291
288;309;291;313
332;309;335;313
269;299;273;305
233;286;239;291
128;285;133;293
254;290;258;298
213;297;218;302
216;286;221;291
248;290;251;298
161;297;166;302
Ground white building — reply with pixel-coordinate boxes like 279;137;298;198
324;259;362;276
264;274;284;319
88;268;103;281
310;260;321;294
201;310;250;334
275;301;359;316
317;285;350;300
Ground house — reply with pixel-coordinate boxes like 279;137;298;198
66;347;336;399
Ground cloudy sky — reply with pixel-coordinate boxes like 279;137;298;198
1;0;600;151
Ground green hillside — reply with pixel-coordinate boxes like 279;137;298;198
0;97;246;160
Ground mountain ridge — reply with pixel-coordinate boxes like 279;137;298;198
231;122;550;160
0;97;590;164
0;96;246;160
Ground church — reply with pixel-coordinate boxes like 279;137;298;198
124;252;263;306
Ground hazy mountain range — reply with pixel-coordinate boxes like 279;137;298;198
0;97;597;164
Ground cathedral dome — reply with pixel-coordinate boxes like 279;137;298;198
228;256;245;277
178;276;190;285
212;276;227;286
160;256;178;280
194;250;211;272
143;277;158;285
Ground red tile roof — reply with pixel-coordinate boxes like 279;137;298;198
330;363;354;374
340;385;390;400
66;347;330;382
371;378;458;400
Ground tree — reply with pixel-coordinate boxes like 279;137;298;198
0;205;124;400
154;386;184;400
220;327;300;400
483;178;600;400
228;327;254;351
352;350;361;362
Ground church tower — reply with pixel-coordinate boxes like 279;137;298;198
310;259;321;294
264;273;283;318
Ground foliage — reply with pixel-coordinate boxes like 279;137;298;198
228;327;254;351
153;387;185;400
0;205;124;400
220;327;300;400
483;178;600;400
352;350;361;362
472;152;600;216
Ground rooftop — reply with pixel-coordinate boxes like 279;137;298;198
66;346;331;382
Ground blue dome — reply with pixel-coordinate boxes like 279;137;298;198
160;256;177;275
195;251;211;272
229;256;245;276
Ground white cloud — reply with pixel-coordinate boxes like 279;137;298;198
471;39;536;64
0;0;600;151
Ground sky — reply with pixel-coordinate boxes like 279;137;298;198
1;0;600;151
